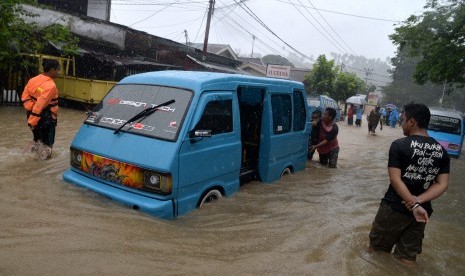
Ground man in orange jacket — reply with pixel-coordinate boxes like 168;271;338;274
21;59;60;159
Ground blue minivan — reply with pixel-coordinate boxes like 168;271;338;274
63;71;310;219
307;95;341;121
428;108;464;158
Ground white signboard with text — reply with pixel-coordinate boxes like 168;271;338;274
368;92;380;105
266;64;291;80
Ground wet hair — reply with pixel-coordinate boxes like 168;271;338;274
312;109;322;116
42;59;60;72
325;107;336;120
403;102;430;129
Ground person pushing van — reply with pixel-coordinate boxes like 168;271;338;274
21;59;60;159
309;107;339;168
307;109;322;160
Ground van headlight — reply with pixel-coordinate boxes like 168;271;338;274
448;144;459;151
143;171;172;194
70;148;83;168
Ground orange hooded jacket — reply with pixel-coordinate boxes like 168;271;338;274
21;74;59;127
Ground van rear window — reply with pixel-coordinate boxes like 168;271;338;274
85;84;192;141
306;97;320;107
428;115;462;135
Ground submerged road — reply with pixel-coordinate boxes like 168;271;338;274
0;106;464;275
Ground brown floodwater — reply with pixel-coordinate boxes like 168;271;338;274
1;106;464;275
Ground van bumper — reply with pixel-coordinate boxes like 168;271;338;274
63;169;174;219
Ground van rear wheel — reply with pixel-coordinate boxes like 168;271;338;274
280;167;291;177
199;189;222;207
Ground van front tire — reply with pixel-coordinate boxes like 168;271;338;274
198;189;222;207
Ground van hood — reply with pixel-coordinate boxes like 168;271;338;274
71;124;178;172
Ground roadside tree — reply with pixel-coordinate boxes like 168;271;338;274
334;72;366;115
0;0;78;90
303;55;338;96
390;0;465;87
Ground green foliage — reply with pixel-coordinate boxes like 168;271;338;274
382;43;465;112
333;72;366;103
390;0;465;86
303;55;339;96
262;54;295;68
0;1;78;72
304;54;367;109
43;24;79;56
367;84;377;93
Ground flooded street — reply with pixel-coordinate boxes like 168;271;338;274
1;106;464;275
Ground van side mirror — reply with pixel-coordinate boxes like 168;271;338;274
189;129;212;143
194;130;212;137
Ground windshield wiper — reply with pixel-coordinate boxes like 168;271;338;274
114;99;175;135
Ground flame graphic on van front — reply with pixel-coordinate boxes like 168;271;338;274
81;152;144;189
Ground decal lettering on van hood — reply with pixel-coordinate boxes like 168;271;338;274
100;117;155;132
107;98;176;112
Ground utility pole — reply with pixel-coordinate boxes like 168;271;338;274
184;30;189;45
202;0;215;61
440;81;447;107
364;68;373;92
251;35;255;58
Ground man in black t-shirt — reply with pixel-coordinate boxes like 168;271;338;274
307;109;322;160
368;102;450;267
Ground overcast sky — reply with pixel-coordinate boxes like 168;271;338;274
109;0;427;62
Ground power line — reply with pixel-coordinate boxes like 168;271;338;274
193;4;209;42
234;0;313;61
214;0;305;57
273;0;403;23
112;0;206;6
344;64;391;79
305;0;357;55
214;1;285;55
127;0;183;27
287;0;347;54
107;0;393;80
215;8;282;55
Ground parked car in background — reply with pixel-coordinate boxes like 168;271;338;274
307;95;341;121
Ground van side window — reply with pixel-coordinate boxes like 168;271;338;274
293;91;306;131
196;100;233;135
271;94;292;134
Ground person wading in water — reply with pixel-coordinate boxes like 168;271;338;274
21;59;60;159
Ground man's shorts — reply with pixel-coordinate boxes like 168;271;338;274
319;147;339;168
369;201;426;261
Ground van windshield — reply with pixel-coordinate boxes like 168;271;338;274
85;84;192;141
428;115;462;135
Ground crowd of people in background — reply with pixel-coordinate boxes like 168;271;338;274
307;103;404;168
381;107;403;128
347;104;365;127
347;104;403;129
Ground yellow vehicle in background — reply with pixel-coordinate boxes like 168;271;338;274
27;54;116;105
54;75;115;104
